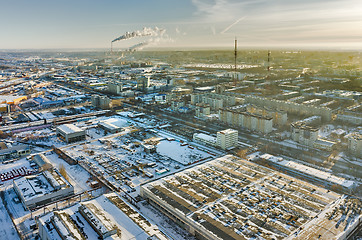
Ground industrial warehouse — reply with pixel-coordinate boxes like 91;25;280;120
37;193;167;240
13;169;74;209
141;155;361;240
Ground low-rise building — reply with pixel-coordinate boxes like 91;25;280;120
0;145;31;162
193;133;216;146
13;169;74;209
37;193;167;240
313;139;337;151
98;118;128;134
258;153;356;193
56;124;86;143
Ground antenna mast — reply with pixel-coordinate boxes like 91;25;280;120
234;38;237;86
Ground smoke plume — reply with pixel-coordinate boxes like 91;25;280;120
127;42;149;52
112;27;165;43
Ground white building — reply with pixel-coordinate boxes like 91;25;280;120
98;118;129;134
37;193;167;240
346;132;362;157
217;129;238;150
13;169;74;209
107;81;123;95
193;133;216;146
56;124;86;143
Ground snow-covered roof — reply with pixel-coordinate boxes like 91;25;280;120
194;133;216;143
260;153;355;189
57;124;83;134
14;174;54;201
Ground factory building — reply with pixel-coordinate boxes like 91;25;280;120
56;124;86;143
191;93;236;110
171;100;185;111
98;118;129;134
346;132;362;157
13;169;74;209
193;133;217;147
258;154;356;193
37;193;167;240
91;94;111;109
216;129;238;150
31;154;53;171
141;155;358;240
313;139;336;151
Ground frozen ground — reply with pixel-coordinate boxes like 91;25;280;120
0;197;20;240
0;158;31;175
45;151;93;193
138;201;196;240
156;140;211;165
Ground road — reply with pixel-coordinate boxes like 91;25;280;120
123;102;362;179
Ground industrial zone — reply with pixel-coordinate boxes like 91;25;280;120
0;46;361;240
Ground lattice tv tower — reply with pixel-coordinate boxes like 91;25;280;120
234;38;237;86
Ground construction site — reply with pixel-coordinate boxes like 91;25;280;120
141;155;361;240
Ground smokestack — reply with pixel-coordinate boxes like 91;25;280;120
234;38;237;86
111;42;113;54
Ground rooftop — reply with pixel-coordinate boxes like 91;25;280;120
260;154;355;189
57;124;84;134
142;155;346;240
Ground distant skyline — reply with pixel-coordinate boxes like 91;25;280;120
1;0;362;50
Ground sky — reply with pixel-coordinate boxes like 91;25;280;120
1;0;362;50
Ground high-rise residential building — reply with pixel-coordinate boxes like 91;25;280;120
217;129;238;150
137;76;150;92
107;81;123;95
346;132;362;157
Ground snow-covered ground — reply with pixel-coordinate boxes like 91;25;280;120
45;151;93;193
156;140;211;165
138;201;196;240
0;197;20;240
0;158;31;175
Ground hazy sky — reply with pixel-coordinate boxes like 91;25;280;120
1;0;362;50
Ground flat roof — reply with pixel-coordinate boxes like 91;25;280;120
57;124;83;134
218;129;238;135
14;174;54;201
194;133;216;142
260;153;355;189
37;193;167;240
142;155;344;240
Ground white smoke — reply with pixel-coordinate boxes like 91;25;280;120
126;42;149;52
112;27;166;43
